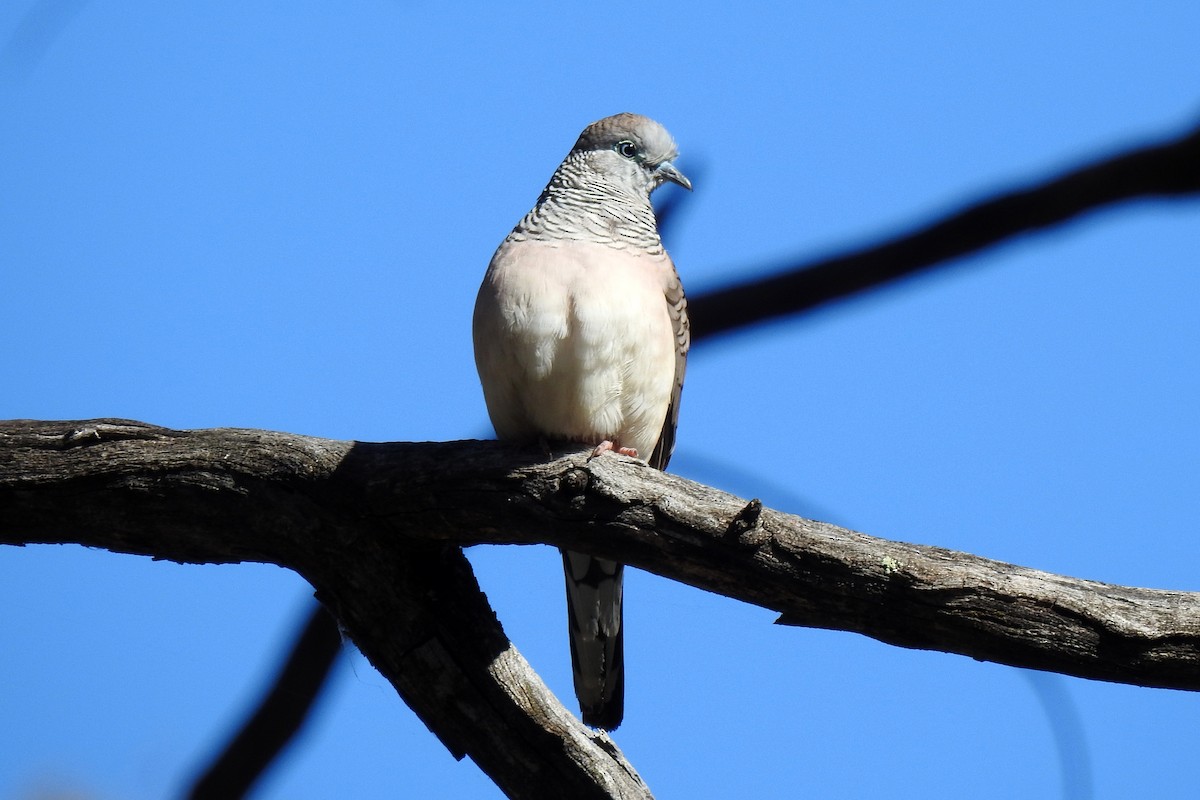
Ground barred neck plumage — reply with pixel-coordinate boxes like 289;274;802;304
505;152;664;254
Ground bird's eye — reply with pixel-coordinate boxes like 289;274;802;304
615;140;638;159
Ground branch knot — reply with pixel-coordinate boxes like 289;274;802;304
559;467;590;498
725;498;769;547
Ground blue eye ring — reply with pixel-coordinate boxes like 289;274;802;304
615;140;638;159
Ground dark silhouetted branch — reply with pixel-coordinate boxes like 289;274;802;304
688;118;1200;340
185;605;343;800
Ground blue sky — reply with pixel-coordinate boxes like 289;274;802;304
3;2;1199;798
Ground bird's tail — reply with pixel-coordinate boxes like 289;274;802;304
561;549;624;730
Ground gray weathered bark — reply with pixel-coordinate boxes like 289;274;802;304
5;418;1200;797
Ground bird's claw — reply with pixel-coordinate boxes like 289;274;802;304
590;440;639;459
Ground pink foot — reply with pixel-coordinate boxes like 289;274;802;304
591;440;638;458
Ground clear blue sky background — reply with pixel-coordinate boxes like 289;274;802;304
3;2;1199;798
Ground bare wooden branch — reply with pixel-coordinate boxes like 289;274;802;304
5;418;1200;793
0;419;651;800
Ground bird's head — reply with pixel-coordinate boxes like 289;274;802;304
571;113;692;196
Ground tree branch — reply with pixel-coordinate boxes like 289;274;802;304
1;420;650;800
688;118;1200;339
6;420;1200;710
184;605;343;800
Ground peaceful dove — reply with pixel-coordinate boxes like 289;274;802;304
472;113;691;730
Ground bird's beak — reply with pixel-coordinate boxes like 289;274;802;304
656;160;692;191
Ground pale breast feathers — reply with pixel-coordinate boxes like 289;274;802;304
473;239;677;454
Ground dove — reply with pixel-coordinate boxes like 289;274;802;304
473;112;690;729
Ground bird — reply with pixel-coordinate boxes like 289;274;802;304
472;113;691;730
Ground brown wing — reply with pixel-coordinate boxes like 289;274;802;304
649;261;689;471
